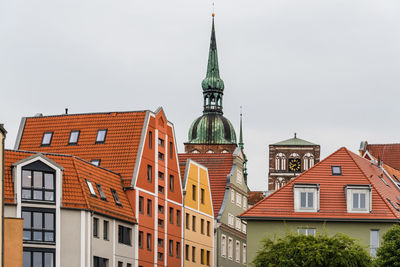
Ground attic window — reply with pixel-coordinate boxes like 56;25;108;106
387;198;400;211
345;185;371;213
96;183;107;200
86;180;96;196
41;132;53;146
96;129;107;143
379;176;389;187
293;184;319;212
68;130;80;145
111;188;122;206
331;166;342;176
91;160;100;166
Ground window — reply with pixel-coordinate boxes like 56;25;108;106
103;220;109;240
158;219;164;228
118;261;123;267
236;192;242;207
158;205;164;213
242;222;247;234
207;221;210;236
176;210;181;226
243;244;247;264
147;199;152;216
331;166;342;175
139;197;144;214
231;189;235;203
387;198;400;211
235;218;241;231
206;250;210;266
235;240;240;263
169;175;174;191
68;130;80;145
221;235;226;258
169;240;173;256
298;228;316;236
157;252;163;261
118;225;131;245
275;153;286;171
185;244;189;261
169;207;174;224
158;152;164;161
294;184;319;212
23;249;55;267
303;153;315;170
158;171;164;180
93;256;108;267
41;132;53;146
236;170;243;185
192;246;196;262
91;159;101;166
192;185;196;201
127;264;132;267
93;217;99;237
22;169;55;202
345;185;371;213
243;196;247;209
201;188;205;204
158;185;164;194
96;183;107;200
176;242;181;258
22;209;55;242
201;249;205;264
228;213;234;227
147;165;152;182
149;131;153;148
158;138;164;147
86;180;96;196
96;129;107;143
370;230;379;256
201;219;204;234
147;233;152;250
228;237;233;260
186;213;190;229
192;215;196;231
158;238;164;247
379;175;389;187
169;142;173;159
111;189;122;206
139;231;143;248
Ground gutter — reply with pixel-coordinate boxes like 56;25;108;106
239;216;400;223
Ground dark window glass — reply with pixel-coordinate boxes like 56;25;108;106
127;264;132;267
158;171;164;180
169;175;174;192
22;169;55;202
157;252;163;261
185;245;189;260
23;249;55;267
96;129;107;143
118;262;123;267
147;165;152;182
158;152;164;161
158;238;163;247
207;250;210;265
158;185;164;194
110;189;122;206
176;210;181;226
201;249;205;264
158;205;164;213
149;131;153;149
139;197;144;214
201;188;205;204
118;225;132;245
68;131;80;145
186;213;190;229
41;132;53;146
91;160;100;166
192;185;196;201
147;233;152;250
207;221;210;236
147;199;152;216
158;138;164;147
169;207;173;224
22;209;55;243
103;220;109;240
169;240;173;256
192;246;196;262
176;242;181;258
139;231;143;248
96;184;107;200
158;219;164;228
169;141;173;159
201;219;204;234
192;215;196;232
93;218;99;237
93;256;108;267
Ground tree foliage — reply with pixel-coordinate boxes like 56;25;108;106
252;232;371;267
375;224;400;267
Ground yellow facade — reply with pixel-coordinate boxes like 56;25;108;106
183;160;214;266
4;218;23;267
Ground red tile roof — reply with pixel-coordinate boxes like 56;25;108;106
4;150;136;223
178;153;233;218
365;144;400;171
241;147;400;221
17;111;147;186
248;191;264;206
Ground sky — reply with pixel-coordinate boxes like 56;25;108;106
1;0;400;191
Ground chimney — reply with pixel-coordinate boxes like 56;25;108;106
65;108;68;115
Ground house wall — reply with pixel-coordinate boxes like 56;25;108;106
246;220;394;264
0;129;4;266
4;217;23;267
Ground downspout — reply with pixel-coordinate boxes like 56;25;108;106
90;210;94;267
2;129;6;267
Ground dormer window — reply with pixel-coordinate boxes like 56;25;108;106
158;138;164;147
90;159;100;166
68;130;80;145
345;185;371;213
86;180;96;196
96;129;107;143
331;166;342;176
41;132;53;146
294;184;319;212
22;169;55;202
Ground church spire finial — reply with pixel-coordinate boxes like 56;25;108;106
239;106;244;149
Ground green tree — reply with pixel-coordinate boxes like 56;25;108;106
252;232;371;267
375;224;400;267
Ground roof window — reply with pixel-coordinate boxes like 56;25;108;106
68;130;80;145
387;198;400;211
41;132;53;146
90;159;100;166
331;166;342;176
96;183;107;200
96;129;107;143
393;175;400;183
111;188;122;206
86;180;96;196
379;176;389;187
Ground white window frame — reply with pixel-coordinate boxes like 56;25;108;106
236;170;243;185
242;222;247;234
235;240;240;263
243;196;247;210
235;217;241;231
242;243;247;264
228;213;234;227
221;234;227;258
228;237;233;260
294;184;319;212
370;229;379;257
345;185;371;213
231;189;235;203
236;192;242;207
297;228;316;236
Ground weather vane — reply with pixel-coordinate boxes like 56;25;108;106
212;2;215;17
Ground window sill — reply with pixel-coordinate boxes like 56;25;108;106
23;241;56;245
21;200;56;205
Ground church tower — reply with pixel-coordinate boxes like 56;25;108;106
184;15;238;154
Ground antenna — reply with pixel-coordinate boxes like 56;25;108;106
212;2;215;17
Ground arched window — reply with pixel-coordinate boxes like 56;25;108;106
303;153;314;170
275;153;286;171
191;149;200;154
275;177;285;190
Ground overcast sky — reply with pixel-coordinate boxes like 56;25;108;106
1;0;400;191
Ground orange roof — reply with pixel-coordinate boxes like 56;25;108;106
17;111;147;186
365;144;400;170
241;147;400;221
4;150;136;223
248;191;264;206
178;153;233;218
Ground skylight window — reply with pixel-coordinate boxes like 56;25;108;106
393;175;400;183
91;160;101;166
41;132;53;146
387;198;400;211
111;188;122;206
379;176;389;187
96;183;107;200
86;180;96;196
68;130;80;145
96;129;107;143
331;166;342;176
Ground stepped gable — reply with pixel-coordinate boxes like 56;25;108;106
4;149;136;223
241;147;400;221
178;153;233;218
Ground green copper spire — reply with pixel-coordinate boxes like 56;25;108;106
202;15;224;114
239;107;244;149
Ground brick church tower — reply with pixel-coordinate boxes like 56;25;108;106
268;134;320;191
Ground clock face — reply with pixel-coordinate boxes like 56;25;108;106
288;158;301;172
